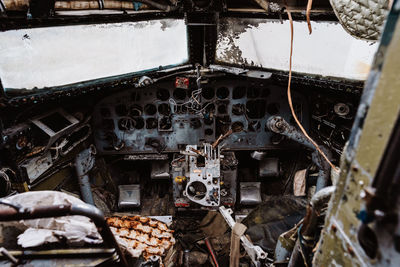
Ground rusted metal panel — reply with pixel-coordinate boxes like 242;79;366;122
107;216;175;260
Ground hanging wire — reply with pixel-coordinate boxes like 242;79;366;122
285;7;339;173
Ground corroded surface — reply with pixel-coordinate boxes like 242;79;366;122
107;216;175;260
313;11;400;267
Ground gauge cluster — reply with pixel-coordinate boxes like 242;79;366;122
92;78;309;154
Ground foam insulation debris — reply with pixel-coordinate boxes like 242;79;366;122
107;216;176;260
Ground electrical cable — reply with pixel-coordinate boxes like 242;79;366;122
285;8;339;173
306;0;313;34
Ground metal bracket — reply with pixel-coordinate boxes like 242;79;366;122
30;109;79;152
209;64;272;79
219;206;267;266
0;247;18;264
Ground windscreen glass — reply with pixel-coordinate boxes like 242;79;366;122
0;19;188;92
216;17;378;80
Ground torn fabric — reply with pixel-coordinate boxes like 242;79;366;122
2;191;102;248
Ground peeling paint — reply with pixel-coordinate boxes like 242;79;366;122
313;12;400;267
216;18;378;80
217;18;262;65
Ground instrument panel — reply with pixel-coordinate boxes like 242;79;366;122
93;78;309;154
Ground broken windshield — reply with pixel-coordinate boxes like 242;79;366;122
0;18;188;93
216;17;378;81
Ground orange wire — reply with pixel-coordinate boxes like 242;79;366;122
306;0;313;34
286;9;339;173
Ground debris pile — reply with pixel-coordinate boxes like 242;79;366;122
107;216;175;260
